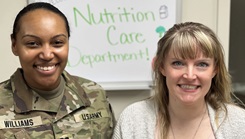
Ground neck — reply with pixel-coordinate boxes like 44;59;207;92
169;102;208;139
31;76;64;100
168;100;207;121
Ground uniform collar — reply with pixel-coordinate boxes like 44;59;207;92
11;68;33;113
11;68;91;117
55;70;91;120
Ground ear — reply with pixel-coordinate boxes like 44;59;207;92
212;68;217;78
11;34;19;56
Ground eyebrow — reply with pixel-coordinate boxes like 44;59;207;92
22;34;68;39
170;57;213;61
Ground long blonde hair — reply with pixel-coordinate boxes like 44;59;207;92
152;22;234;139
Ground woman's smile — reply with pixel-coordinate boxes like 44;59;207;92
178;84;200;90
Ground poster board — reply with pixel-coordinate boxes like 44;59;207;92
28;0;180;90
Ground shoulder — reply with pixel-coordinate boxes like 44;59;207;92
117;99;156;126
0;79;14;116
63;71;110;109
225;104;245;119
62;71;110;115
63;70;105;93
113;99;156;139
225;104;245;136
223;104;245;126
224;104;245;137
121;99;155;116
0;79;13;99
211;104;245;138
208;103;245;118
62;71;107;102
62;71;115;137
0;79;11;92
212;103;245;123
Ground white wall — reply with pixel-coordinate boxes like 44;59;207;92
0;0;25;81
0;0;230;119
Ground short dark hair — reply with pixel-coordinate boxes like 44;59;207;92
11;2;70;39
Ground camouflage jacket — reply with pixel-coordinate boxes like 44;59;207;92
0;68;114;139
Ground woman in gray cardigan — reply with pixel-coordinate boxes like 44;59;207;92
113;22;245;139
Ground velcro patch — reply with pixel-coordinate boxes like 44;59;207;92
74;110;109;122
0;116;43;129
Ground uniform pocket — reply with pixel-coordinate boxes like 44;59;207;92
14;129;31;139
0;124;55;139
91;117;113;139
54;110;113;139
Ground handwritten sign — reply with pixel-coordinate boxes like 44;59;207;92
28;0;178;90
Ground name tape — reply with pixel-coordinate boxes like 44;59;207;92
0;116;43;129
74;110;109;122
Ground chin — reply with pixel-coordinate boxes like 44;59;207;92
180;96;197;104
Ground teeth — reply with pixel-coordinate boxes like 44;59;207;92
180;85;197;89
37;65;55;71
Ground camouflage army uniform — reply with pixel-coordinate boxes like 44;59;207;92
0;68;114;139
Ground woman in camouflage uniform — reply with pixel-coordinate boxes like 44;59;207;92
0;2;114;139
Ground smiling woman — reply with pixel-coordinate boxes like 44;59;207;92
11;8;69;91
112;22;245;139
0;2;114;138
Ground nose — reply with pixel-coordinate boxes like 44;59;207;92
39;45;54;61
183;66;197;80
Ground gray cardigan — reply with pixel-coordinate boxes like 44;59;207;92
113;99;245;139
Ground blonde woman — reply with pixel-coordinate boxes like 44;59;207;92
113;22;245;139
